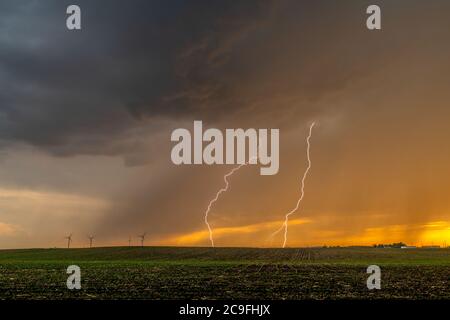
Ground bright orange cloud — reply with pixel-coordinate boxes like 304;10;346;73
163;218;311;246
160;219;450;248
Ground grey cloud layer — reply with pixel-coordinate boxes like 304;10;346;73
0;0;272;156
0;0;401;158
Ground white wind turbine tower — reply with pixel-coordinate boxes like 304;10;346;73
88;235;94;248
65;234;73;249
138;232;146;247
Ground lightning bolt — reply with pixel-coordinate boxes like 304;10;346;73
204;156;257;247
272;122;315;248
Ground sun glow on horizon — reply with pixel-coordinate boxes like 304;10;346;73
159;218;450;248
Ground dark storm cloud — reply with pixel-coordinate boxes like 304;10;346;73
0;0;274;156
0;0;402;158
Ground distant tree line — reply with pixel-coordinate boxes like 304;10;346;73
372;242;407;248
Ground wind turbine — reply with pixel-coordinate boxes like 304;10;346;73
65;234;73;249
128;236;132;247
138;232;146;247
88;235;94;248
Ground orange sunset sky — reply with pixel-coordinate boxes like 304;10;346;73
0;0;449;248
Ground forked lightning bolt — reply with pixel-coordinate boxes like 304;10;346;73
272;122;315;248
204;156;257;247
